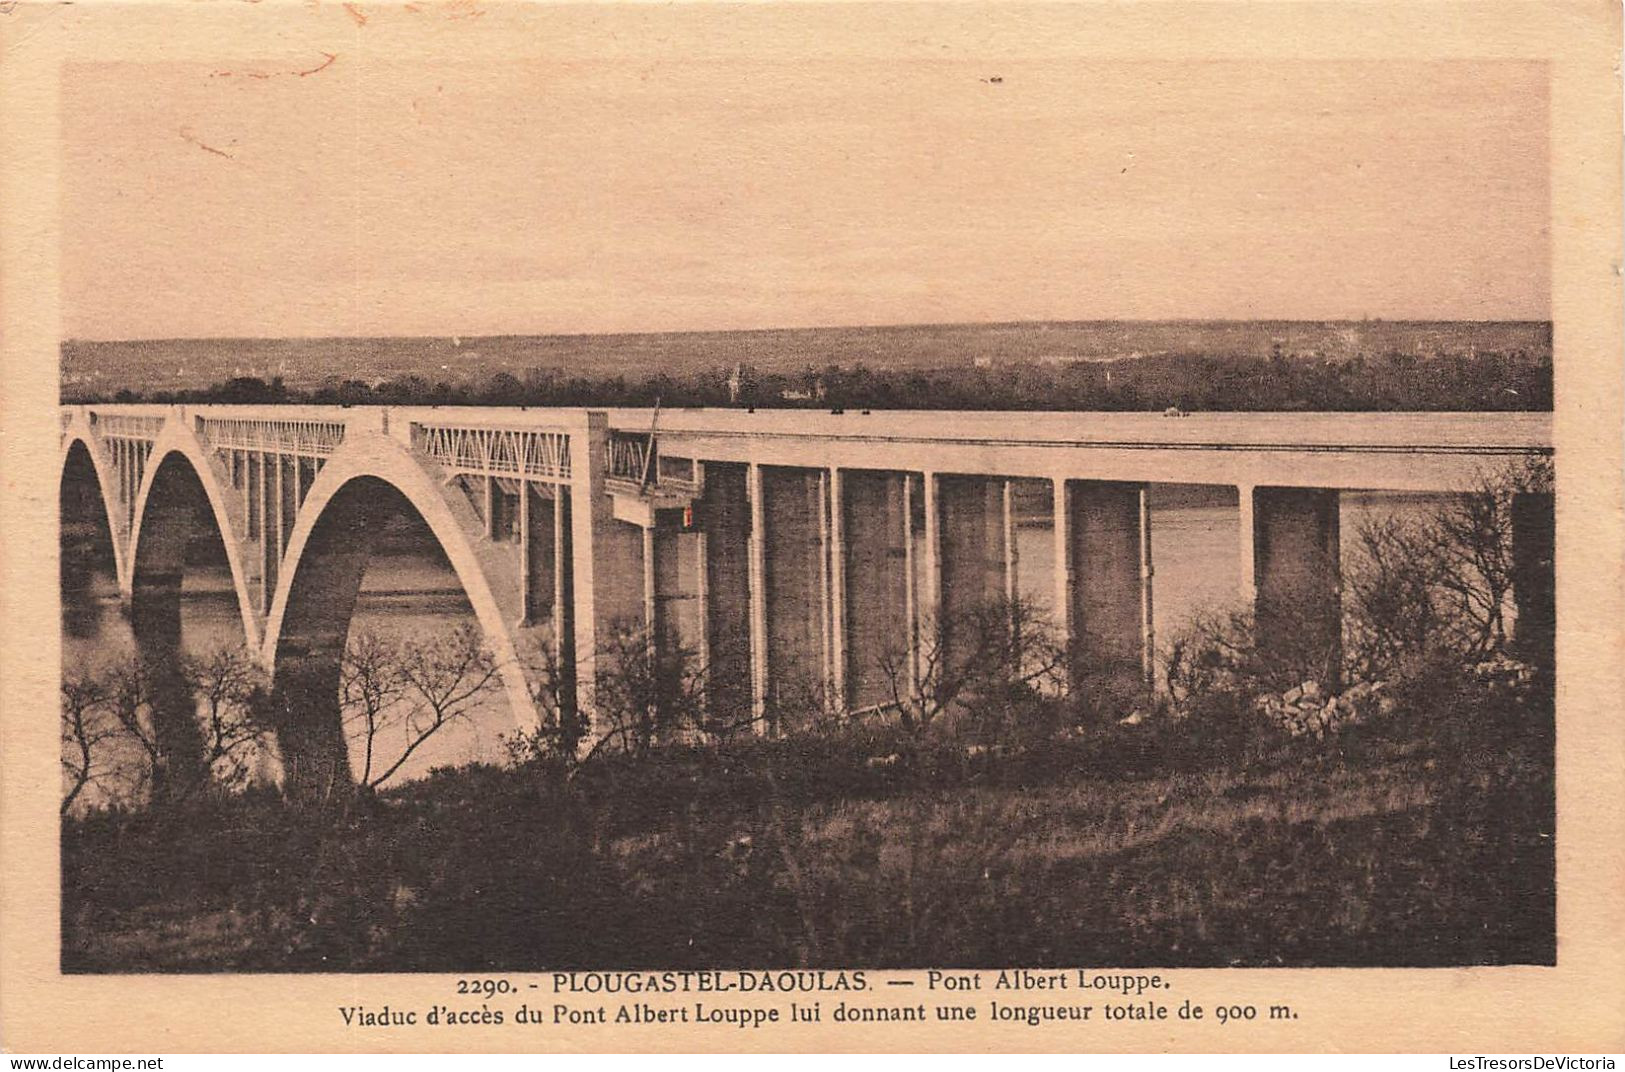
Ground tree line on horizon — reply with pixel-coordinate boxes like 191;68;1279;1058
65;347;1552;412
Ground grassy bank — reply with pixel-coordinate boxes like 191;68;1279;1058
61;673;1553;972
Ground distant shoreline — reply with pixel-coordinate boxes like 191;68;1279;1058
62;319;1553;413
60;316;1553;349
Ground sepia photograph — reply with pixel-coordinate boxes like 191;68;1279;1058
50;22;1562;975
3;0;1622;1056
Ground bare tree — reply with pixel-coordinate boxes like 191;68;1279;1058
1427;457;1552;658
505;632;588;765
875;594;1066;733
60;671;121;814
582;621;709;759
1343;515;1445;681
1344;457;1555;680
339;631;411;787
1161;606;1262;706
359;624;501;789
696;634;768;741
183;645;273;790
101;657;163;801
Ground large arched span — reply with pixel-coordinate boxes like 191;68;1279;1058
263;434;534;795
128;424;262;652
59;425;128;589
126;447;259;796
60;438;122;642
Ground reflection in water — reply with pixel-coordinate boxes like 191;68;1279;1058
62;541;510;794
62;488;1448;794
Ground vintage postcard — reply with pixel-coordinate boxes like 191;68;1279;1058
1;0;1621;1055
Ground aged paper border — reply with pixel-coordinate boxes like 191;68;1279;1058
3;0;1621;1054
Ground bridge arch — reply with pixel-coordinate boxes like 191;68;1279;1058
59;435;125;641
59;424;129;589
120;426;263;795
128;422;262;652
263;434;535;793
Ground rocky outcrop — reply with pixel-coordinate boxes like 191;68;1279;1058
1253;679;1396;740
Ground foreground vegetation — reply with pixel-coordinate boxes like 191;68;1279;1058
61;658;1553;971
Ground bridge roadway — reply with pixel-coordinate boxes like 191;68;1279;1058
58;403;1553;792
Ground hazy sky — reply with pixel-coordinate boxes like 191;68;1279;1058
62;45;1549;340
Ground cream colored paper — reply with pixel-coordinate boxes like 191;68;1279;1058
2;0;1621;1054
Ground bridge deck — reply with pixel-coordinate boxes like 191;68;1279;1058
66;404;1551;492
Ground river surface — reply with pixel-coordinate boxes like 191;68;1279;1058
61;491;1449;794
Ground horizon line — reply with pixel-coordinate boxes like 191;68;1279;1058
59;314;1555;347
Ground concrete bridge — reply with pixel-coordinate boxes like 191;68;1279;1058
58;403;1553;787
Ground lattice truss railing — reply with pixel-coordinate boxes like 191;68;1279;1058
605;432;701;493
200;418;348;458
411;423;572;482
606;432;652;484
94;413;166;441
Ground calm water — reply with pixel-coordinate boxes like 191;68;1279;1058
62;492;1447;793
62;552;499;793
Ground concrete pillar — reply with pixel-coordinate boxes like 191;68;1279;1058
903;473;919;695
269;486;387;800
842;470;913;710
522;484;562;629
700;462;753;724
245;448;261;542
568;412;644;730
120;441;131;523
1061;480;1151;711
124;442;135;529
112;440;125;524
259;452;276;608
817;471;832;701
827;468;848;711
643;524;658;662
554;487;578;726
279;455;297;558
1237;483;1257;601
130;573;209;799
1003;479;1019;611
113;440;126;529
1139;488;1155;689
760;467;828;729
123;442;135;528
937;474;1010;674
1252;487;1342;687
921;470;942;667
1511;491;1555;668
694;507;711;678
517;477;532;623
128;468;213;799
273;453;286;568
1053;479;1075;652
747;463;769;727
653;509;704;678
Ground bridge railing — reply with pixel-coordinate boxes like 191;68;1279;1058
411;422;572;482
606;432;654;486
605;432;704;500
197;416;348;457
92;413;166;441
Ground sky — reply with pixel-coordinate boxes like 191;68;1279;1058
61;40;1550;340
